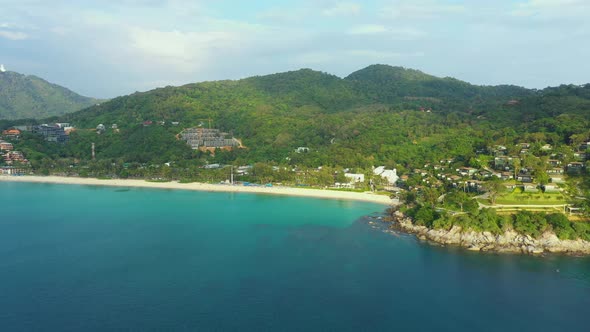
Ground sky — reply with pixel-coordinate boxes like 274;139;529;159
1;0;589;98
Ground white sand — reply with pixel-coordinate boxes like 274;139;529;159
0;175;395;205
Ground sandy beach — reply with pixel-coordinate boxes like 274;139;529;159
0;175;395;205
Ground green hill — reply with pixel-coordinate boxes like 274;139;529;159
0;71;99;120
3;64;590;172
345;64;533;111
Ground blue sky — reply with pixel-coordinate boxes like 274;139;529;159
1;0;589;98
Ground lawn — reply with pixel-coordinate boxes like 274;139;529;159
479;188;568;206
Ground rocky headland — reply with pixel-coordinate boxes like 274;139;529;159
385;211;590;256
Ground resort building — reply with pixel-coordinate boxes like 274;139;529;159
33;124;69;143
180;128;240;151
0;166;27;175
344;173;365;183
373;166;399;185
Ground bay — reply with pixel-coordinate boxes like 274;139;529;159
0;182;589;331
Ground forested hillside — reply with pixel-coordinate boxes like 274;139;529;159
2;65;590;172
0;71;99;119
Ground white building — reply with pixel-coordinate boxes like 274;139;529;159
345;173;365;183
295;147;309;153
373;166;399;185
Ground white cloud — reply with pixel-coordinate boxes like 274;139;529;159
510;0;590;18
257;8;305;22
292;52;335;65
348;24;388;35
380;1;465;19
322;2;361;16
346;49;425;59
348;25;425;39
0;30;28;40
128;28;239;71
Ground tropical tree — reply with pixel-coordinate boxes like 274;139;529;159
483;179;506;205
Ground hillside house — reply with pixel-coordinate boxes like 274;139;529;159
494;156;514;170
295;147;310;153
500;172;513;180
463;180;484;191
517;170;533;183
3;151;27;164
236;165;252;175
413;169;428;177
457;167;477;177
550;175;565;184
0;141;13;151
547;168;564;175
203;163;221;169
542;184;560;193
573;152;587;161
494;145;507;156
1;129;21;139
566;162;584;174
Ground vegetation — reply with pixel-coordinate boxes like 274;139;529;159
405;202;590;241
0;71;99;120
1;64;589;220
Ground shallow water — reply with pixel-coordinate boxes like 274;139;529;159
1;182;588;331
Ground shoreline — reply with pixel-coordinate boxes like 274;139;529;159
384;211;590;256
0;175;395;205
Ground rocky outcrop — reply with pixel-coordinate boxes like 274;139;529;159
389;211;590;255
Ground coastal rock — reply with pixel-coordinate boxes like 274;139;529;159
388;214;590;256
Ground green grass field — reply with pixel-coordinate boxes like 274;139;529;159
479;188;567;206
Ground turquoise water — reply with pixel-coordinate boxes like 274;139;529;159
0;182;589;331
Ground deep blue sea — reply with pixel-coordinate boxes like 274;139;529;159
1;182;589;331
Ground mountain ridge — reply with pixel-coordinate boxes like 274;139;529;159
46;64;590;130
0;71;100;120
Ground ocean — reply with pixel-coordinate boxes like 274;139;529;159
0;182;589;331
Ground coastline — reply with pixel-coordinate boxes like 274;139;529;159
385;211;590;256
0;175;395;205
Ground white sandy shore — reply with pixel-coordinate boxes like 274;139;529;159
0;175;395;205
